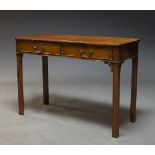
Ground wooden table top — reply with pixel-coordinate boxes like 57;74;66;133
16;35;139;46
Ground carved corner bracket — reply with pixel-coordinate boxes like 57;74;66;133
104;62;113;72
104;61;124;72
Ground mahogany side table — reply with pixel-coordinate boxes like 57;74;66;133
16;35;140;138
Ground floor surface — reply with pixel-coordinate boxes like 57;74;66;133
0;80;154;144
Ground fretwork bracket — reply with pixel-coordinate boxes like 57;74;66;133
104;61;124;72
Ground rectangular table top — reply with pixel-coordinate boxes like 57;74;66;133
16;34;139;46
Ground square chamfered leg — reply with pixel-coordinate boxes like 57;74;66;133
42;56;49;105
112;62;121;138
130;56;138;122
16;53;24;115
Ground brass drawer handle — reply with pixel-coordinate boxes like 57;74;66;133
33;46;45;54
80;49;94;59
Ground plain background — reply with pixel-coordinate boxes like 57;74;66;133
0;11;154;144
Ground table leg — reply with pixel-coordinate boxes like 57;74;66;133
42;56;49;105
112;63;121;138
130;56;138;122
16;53;24;115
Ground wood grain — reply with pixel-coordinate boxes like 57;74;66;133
63;45;112;60
16;34;139;46
16;40;60;55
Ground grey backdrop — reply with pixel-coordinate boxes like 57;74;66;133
0;11;154;144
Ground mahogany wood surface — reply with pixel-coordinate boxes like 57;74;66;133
16;35;139;46
16;53;24;115
16;35;140;138
112;63;121;138
130;56;138;122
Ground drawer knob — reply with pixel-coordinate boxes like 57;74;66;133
80;49;94;59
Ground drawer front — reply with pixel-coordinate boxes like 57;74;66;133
16;41;60;55
63;46;81;57
90;47;112;60
63;45;112;60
